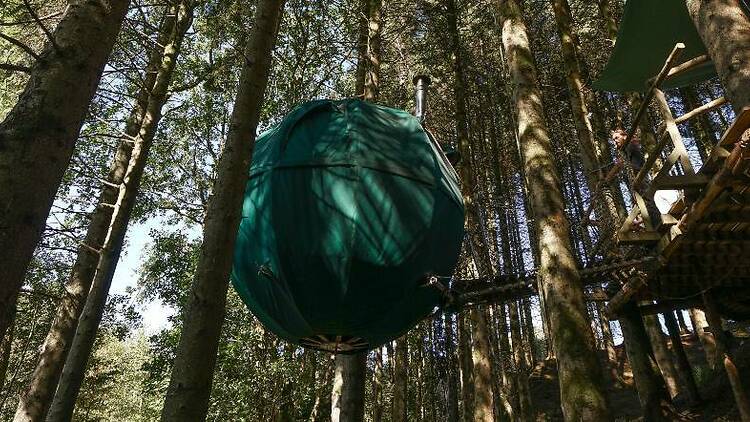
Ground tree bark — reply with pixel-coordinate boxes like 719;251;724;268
331;353;367;422
642;313;681;399
509;301;532;421
0;0;130;350
391;339;408;422
0;307;16;391
522;298;536;368
308;358;333;422
354;0;369;96
22;6;193;420
371;348;384;422
458;313;474;422
496;0;611;420
551;0;622;225
689;308;716;365
597;0;619;44
363;0;381;102
686;0;750;112
618;303;674;422
470;308;494;422
676;310;691;335
159;0;285;419
444;313;460;422
663;311;700;405
597;301;621;384
703;293;750;421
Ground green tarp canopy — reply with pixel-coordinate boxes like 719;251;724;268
231;99;465;352
593;0;716;92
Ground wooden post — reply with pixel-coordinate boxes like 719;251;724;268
662;311;701;405
689;308;717;365
619;302;674;421
702;292;750;421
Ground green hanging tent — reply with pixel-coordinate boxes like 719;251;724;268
593;0;716;92
231;99;465;353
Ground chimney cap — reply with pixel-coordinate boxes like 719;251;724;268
412;74;432;86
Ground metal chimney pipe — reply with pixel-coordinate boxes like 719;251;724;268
413;74;431;124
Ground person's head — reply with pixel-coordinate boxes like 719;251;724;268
611;128;628;149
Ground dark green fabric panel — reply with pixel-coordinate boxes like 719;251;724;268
593;0;716;92
231;99;464;349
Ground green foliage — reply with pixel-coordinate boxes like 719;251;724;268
72;333;162;421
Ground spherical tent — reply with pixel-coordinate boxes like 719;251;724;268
231;99;465;352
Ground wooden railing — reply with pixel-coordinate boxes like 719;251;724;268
582;43;728;245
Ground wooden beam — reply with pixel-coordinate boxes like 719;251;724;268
617;230;662;244
581;256;655;274
679;240;750;255
667;54;710;79
719;107;750;147
638;299;702;315
605;276;646;317
633;127;670;188
624;43;686;148
586;289;610;302
650;174;709;191
675;96;727;124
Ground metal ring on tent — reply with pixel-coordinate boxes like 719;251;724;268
298;334;370;353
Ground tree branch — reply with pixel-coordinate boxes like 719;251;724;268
0;62;30;73
23;0;60;51
0;10;63;27
0;31;40;60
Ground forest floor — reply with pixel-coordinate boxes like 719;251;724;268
528;328;750;421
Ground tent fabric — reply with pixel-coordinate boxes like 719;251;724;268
231;99;465;351
593;0;716;93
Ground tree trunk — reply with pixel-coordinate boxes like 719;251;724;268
618;303;674;422
444;313;460;422
331;353;367;422
495;306;514;415
689;308;716;365
363;0;382;102
642;313;680;398
158;0;285;419
496;0;611;419
663;311;700;405
416;334;425;420
509;301;532;422
354;0;369;96
597;301;621;384
458;313;474;422
522;298;536;368
686;0;750;112
371;348;384;422
470;308;494;422
597;0;619;44
23;6;193;420
391;338;407;422
0;0;130;349
676;310;691;335
703;293;750;422
0;308;16;391
308;358;333;422
551;0;621;225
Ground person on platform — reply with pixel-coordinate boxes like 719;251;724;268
610;128;670;228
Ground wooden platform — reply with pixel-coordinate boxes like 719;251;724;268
615;108;750;319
